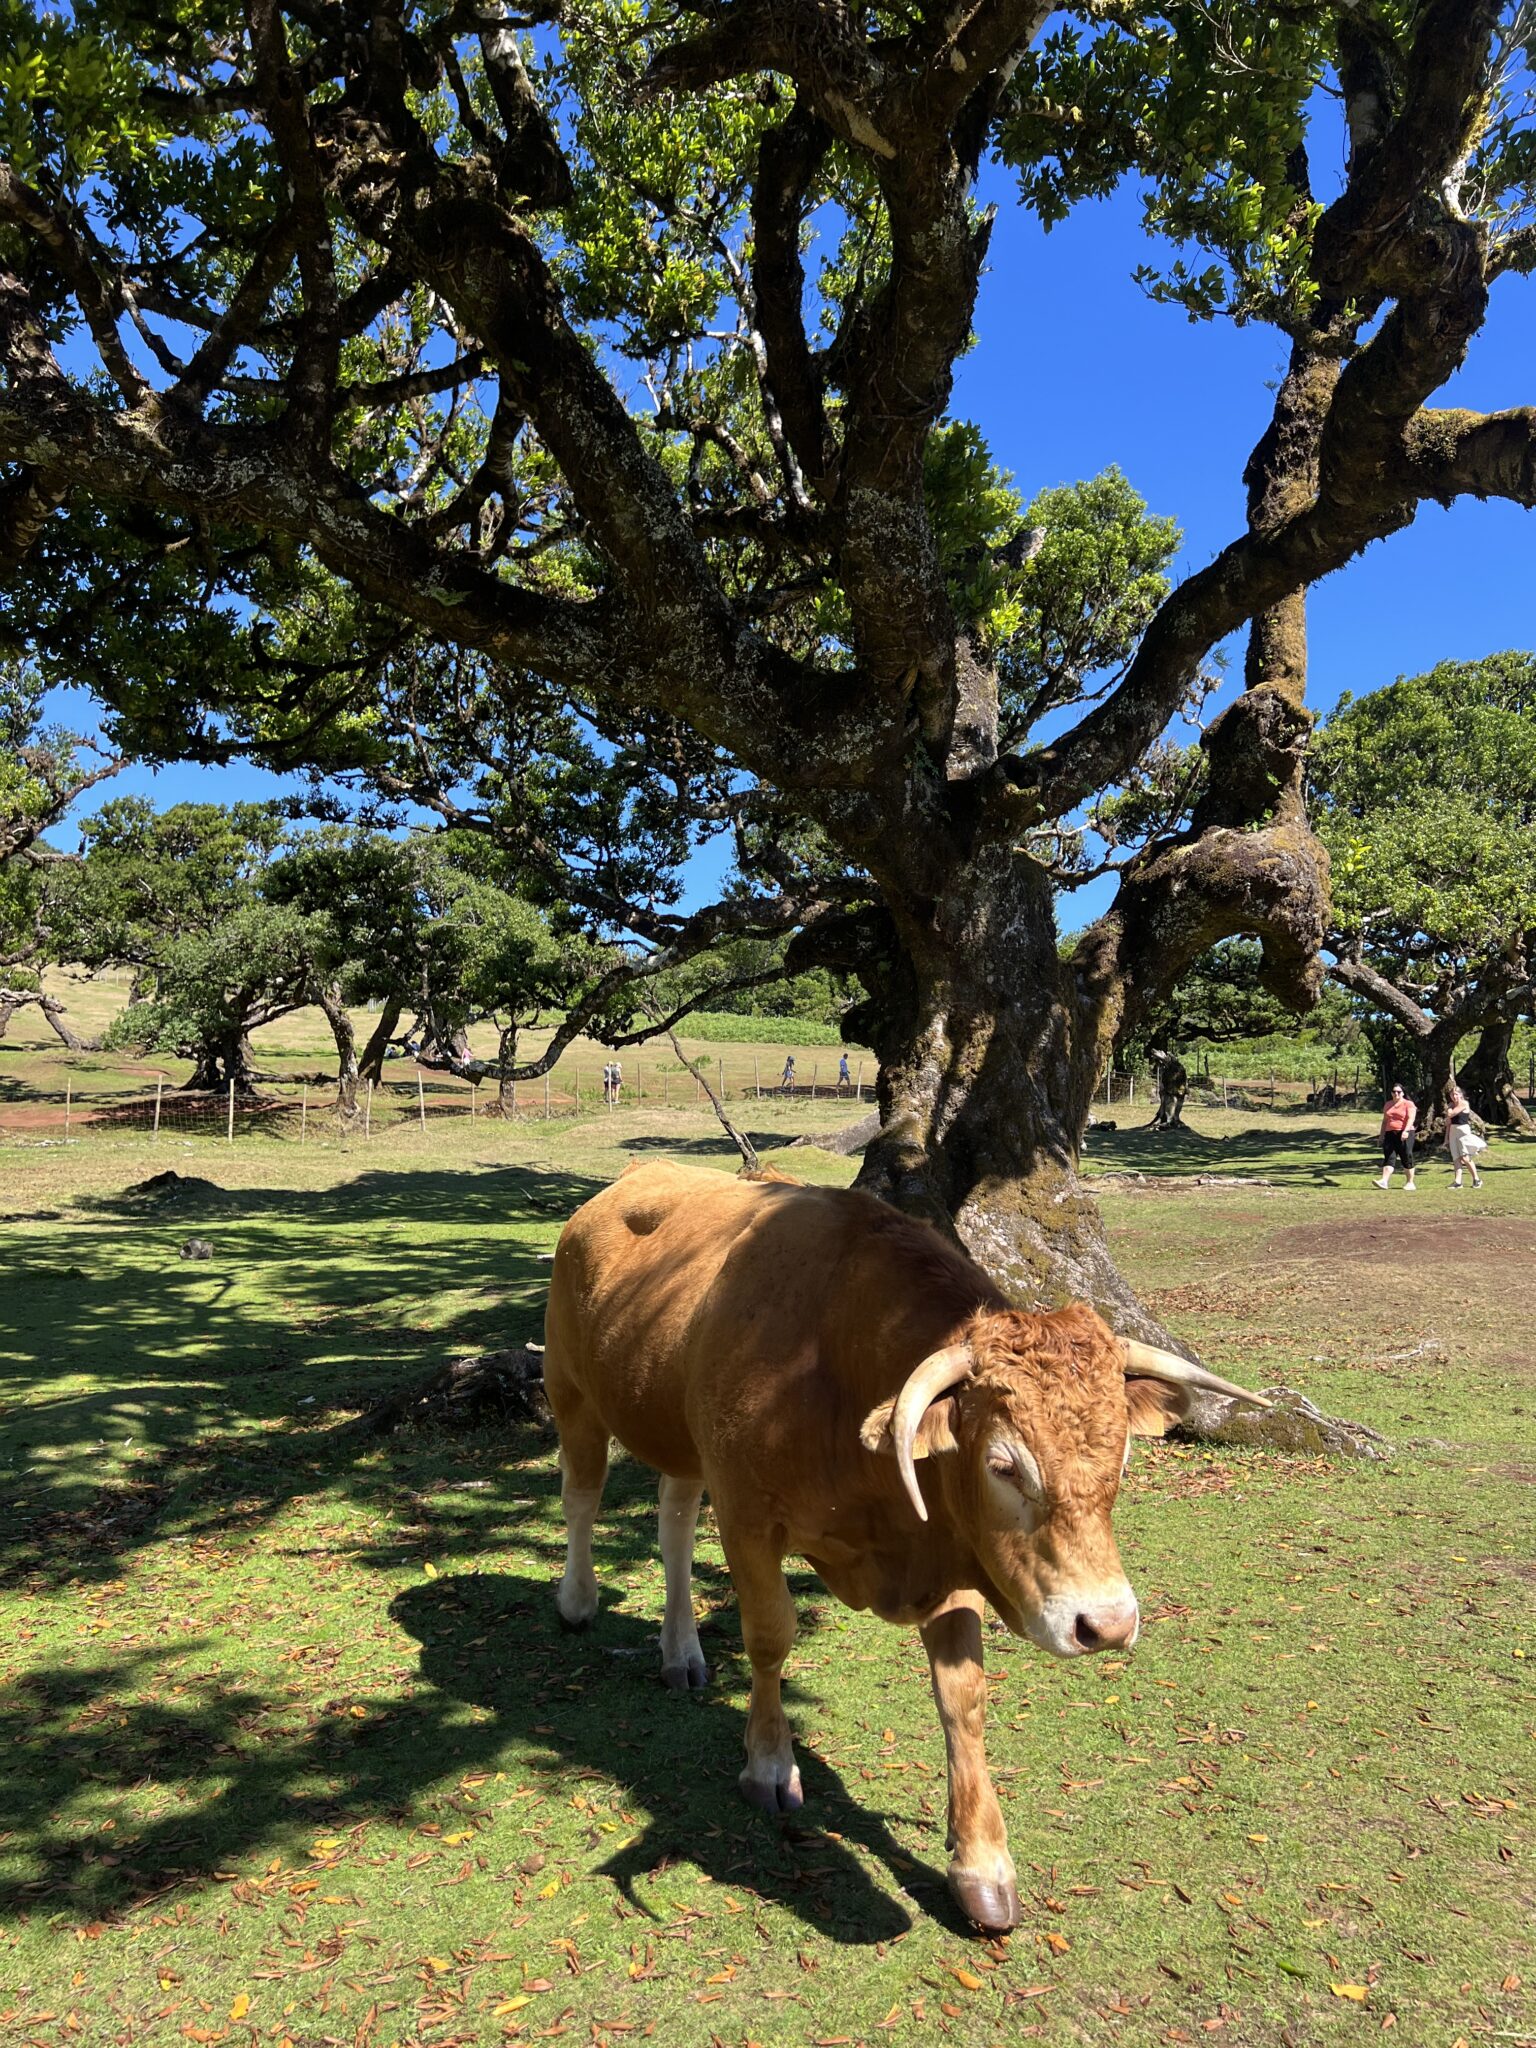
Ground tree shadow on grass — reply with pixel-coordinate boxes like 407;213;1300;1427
390;1571;957;1943
620;1129;811;1158
0;1543;953;1946
1088;1117;1384;1185
0;1162;602;1583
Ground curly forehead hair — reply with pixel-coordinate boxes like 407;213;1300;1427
964;1302;1125;1387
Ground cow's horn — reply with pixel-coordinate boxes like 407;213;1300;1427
891;1343;973;1524
1121;1339;1271;1409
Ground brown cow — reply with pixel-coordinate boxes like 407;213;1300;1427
543;1159;1265;1932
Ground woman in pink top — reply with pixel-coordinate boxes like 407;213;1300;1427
1374;1083;1417;1191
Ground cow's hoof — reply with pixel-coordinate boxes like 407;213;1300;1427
661;1654;710;1692
739;1762;804;1814
556;1582;598;1630
949;1867;1022;1934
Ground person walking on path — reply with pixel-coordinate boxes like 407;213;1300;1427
780;1054;796;1095
837;1052;851;1095
1445;1079;1486;1189
1374;1083;1418;1191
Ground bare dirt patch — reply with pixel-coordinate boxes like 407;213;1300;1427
1267;1214;1536;1272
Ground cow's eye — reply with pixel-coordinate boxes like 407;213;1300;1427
988;1444;1043;1495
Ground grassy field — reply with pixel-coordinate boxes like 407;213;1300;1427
1;1088;1533;2047
0;973;873;1132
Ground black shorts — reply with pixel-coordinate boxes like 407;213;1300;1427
1382;1130;1414;1167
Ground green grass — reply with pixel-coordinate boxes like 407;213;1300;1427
668;1012;849;1047
1;1102;1533;2046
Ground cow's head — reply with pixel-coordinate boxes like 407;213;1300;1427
860;1304;1267;1658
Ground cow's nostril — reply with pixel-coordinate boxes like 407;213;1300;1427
1073;1602;1137;1653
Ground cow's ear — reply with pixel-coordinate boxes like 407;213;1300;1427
1125;1377;1185;1439
860;1396;959;1460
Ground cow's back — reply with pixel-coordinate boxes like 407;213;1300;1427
545;1161;817;1473
544;1159;996;1491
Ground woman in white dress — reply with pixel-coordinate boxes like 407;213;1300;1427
1445;1080;1486;1189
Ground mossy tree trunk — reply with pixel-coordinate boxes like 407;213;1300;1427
357;997;403;1088
832;635;1329;1347
185;1029;259;1095
1459;1012;1534;1132
315;980;362;1118
497;1024;518;1115
850;846;1152;1329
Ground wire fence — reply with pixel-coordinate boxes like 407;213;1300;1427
1;1049;876;1143
1097;1064;1372;1115
21;1051;1512;1146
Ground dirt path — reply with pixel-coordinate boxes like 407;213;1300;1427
1268;1212;1536;1271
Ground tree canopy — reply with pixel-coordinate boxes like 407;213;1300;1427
0;663;120;1039
4;1;1536;1328
1311;651;1536;1119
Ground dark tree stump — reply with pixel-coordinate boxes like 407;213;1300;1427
337;1346;551;1439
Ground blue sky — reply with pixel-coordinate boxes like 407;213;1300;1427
45;161;1536;929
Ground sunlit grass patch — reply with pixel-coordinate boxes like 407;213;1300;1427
1;1110;1532;2042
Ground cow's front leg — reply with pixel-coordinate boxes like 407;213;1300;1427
720;1527;802;1813
920;1593;1019;1933
658;1474;709;1690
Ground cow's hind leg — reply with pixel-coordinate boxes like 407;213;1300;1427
921;1593;1020;1933
658;1475;709;1691
554;1410;609;1629
719;1525;802;1813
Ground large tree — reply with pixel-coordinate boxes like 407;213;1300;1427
52;798;302;1090
1311;651;1536;1131
4;3;1536;1334
265;826;596;1111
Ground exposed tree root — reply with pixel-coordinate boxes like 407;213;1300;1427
1177;1386;1392;1460
336;1347;552;1440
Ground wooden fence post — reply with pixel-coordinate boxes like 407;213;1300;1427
811;1061;819;1100
856;1060;864;1103
64;1078;71;1140
153;1076;163;1141
544;1069;551;1119
1270;1070;1277;1108
227;1078;235;1145
365;1078;373;1138
754;1056;760;1099
417;1070;427;1132
300;1081;308;1145
718;1058;724;1104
